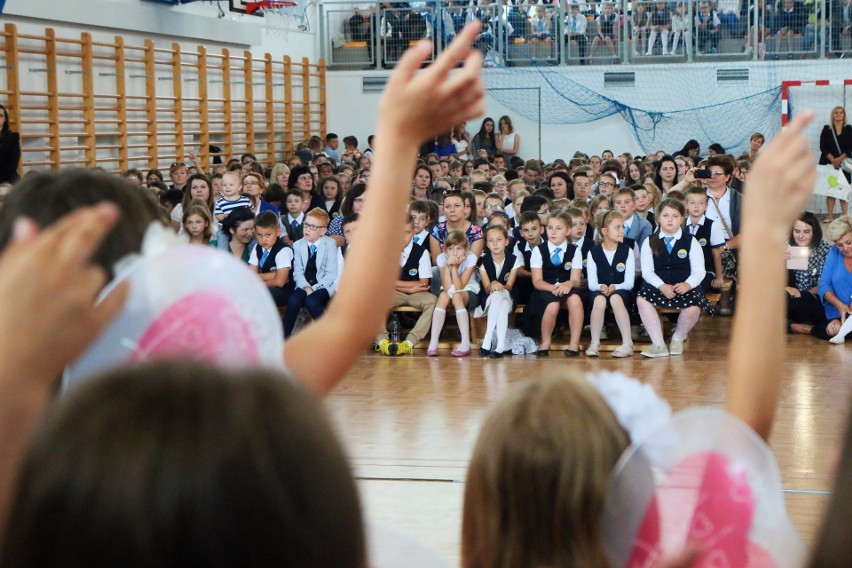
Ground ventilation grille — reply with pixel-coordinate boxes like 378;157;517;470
362;76;388;93
716;68;750;85
604;72;635;86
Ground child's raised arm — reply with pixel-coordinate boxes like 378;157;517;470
284;23;484;397
726;111;816;441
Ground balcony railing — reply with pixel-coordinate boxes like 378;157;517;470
319;0;852;69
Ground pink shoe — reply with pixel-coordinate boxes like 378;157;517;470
451;348;471;357
426;348;439;357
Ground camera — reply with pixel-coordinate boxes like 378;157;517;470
694;169;712;179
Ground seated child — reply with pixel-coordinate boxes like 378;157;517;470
282;189;306;246
637;198;715;358
283;208;338;337
182;201;217;247
249;211;293;308
477;225;520;358
613;187;652;248
566;206;593;279
214;171;251;223
483;193;505;222
527;211;584;357
334;213;358;297
586;210;635;358
512;211;543;308
685;186;725;292
633;183;656;229
427;229;480;357
408;200;433;246
375;216;436;356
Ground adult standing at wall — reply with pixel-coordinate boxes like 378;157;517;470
819;106;852;222
0;105;20;185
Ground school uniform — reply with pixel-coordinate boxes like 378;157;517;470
637;230;715;313
412;229;430;248
283;235;338;337
248;238;294;307
587;242;636;311
522;240;583;337
477;251;521;309
309;195;341;218
512;239;540;306
622;213;653;247
284;212;305;242
644;210;657;230
686;215;726;292
376;240;437;346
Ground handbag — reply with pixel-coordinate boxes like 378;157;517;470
710;194;738;280
830;127;852;173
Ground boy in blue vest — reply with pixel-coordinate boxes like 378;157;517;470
375;216;436;355
685;187;725;292
283;208;338;338
249;211;293;308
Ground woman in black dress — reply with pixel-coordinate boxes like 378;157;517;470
0;105;20;184
819;105;852;221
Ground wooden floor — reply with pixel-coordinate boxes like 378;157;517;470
325;317;851;566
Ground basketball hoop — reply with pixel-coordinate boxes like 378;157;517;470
244;1;301;38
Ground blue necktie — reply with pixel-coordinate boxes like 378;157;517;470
550;247;562;266
309;244;317;257
413;236;420;245
664;236;674;253
291;219;299;233
624;223;630;234
259;249;270;267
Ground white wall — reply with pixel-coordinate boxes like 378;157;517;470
326;59;852;162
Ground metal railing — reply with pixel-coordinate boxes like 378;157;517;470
320;0;850;69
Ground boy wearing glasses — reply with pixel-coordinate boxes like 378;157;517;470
283;208;338;337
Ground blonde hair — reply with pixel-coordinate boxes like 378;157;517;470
270;163;290;184
462;374;629;568
183;199;215;241
643;181;662;208
444;229;469;251
826;216;852;243
829;106;847;127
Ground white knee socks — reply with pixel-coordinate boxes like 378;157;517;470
456;309;471;351
428;307;446;351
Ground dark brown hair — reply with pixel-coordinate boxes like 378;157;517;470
1;362;366;568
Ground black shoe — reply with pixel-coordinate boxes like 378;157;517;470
536;349;550;357
489;350;504;359
564;348;580;358
479;347;490;357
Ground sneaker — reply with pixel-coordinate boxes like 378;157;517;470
377;339;392;356
669;338;684;356
641;344;670;358
396;340;414;356
585;343;600;357
612;344;634;358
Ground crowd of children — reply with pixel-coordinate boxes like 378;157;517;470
100;100;812;359
0;24;848;568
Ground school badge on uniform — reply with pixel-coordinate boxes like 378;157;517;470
698;238;708;247
408;268;418;276
564;262;572;270
616;262;626;273
677;249;688;259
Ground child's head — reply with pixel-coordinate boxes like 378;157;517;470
594;209;625;245
284;189;305;216
589;194;611;221
402;215;416;246
613;188;636;218
444;229;470;256
211;173;224;198
521;195;550;226
319;176;342;202
507;179;527;200
342;213;359;245
597;173;618;198
569;199;590;219
632;185;651;213
484;224;509;255
486;212;510;232
491;175;508;199
254;211;281;250
221;171;242;198
546;211;572;244
685;187;709;219
303;208;330;243
483;193;504;218
566;207;587;241
518;211;543;245
666;189;687;206
549;198;571;215
2;362;366;567
183;201;214;241
408;200;433;234
572;171;592;200
656;198;686;235
159;189;183;214
462;375;629;568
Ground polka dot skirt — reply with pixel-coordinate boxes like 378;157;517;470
638;283;717;315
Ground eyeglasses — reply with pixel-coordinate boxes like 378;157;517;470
598;181;616;188
494;182;508;187
303;222;327;231
484;204;503;211
243;180;259;185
